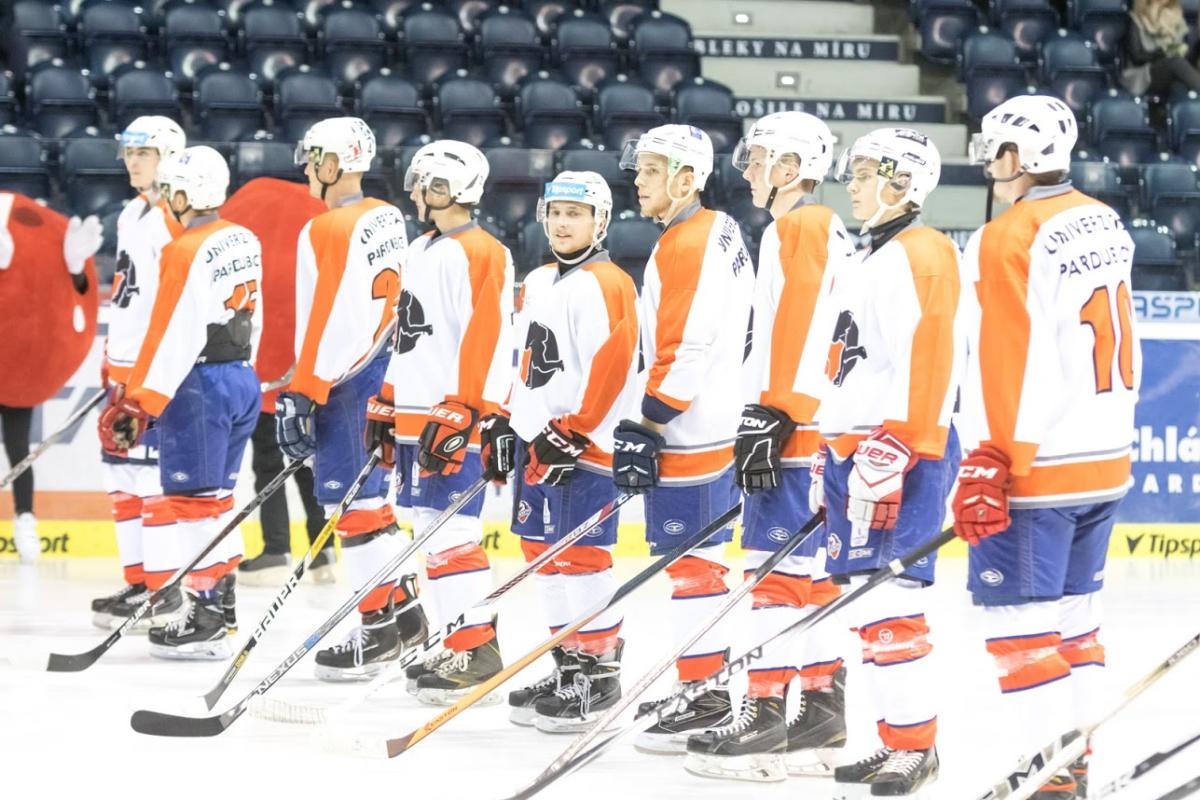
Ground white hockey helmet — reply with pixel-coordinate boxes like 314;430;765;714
537;170;614;256
969;94;1077;174
836;127;941;230
117;115;186;161
733;111;836;185
619;124;714;191
157;145;230;210
294;116;376;173
403;140;489;205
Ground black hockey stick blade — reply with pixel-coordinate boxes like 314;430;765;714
1095;730;1200;798
130;707;237;737
1158;773;1200;800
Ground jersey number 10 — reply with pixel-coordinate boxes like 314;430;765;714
1079;280;1134;394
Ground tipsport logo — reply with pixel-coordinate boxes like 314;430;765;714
1124;531;1200;559
0;532;71;556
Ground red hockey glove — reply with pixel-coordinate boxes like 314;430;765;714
98;386;148;455
525;418;590;487
364;392;396;469
847;429;917;532
952;446;1013;545
417;400;478;476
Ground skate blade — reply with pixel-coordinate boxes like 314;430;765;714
309;564;337;584
509;706;538;727
92;611;171;633
405;679;420;696
533;712;620;735
148;640;232;661
831;777;936;800
236;566;292;587
313;662;390;683
786;747;841;777
415;687;502;708
683;752;788;783
634;731;691;755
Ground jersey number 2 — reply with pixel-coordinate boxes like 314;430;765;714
372;269;399;343
224;280;258;312
1079;281;1134;393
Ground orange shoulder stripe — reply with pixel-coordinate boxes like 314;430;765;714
449;226;508;413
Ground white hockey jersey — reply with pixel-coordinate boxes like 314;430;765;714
959;185;1139;508
127;217;263;416
817;221;964;461
510;250;640;472
639;203;755;484
382;221;515;444
292;196;406;404
745;198;856;466
105;193;182;384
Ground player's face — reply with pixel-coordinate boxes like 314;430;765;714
634;153;671;218
741;145;770;207
123;147;160;191
845;161;881;221
410;177;452;218
545;201;595;254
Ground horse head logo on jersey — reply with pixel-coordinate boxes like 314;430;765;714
395;289;433;354
825;310;867;386
521;321;564;389
111;251;140;309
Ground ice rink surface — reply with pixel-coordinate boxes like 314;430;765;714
2;554;1198;800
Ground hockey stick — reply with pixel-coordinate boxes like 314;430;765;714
200;448;383;710
1157;773;1200;800
1;389;105;489
46;458;306;672
374;501;745;759
251;491;637;725
974;630;1200;800
509;525;955;799
1093;730;1200;798
128;475;490;737
260;364;295;394
507;510;824;799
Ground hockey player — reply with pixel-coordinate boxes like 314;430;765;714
99;145;262;659
610;124;754;752
279;117;424;681
816;128;963;796
376;140;513;705
91;116;186;630
685;112;855;782
955;95;1139;799
503;171;639;732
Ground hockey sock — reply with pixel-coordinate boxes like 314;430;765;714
339;503;402;615
210;496;243;570
110;492;146;585
141;495;179;591
800;572;846;692
559;545;621;656
1058;593;1106;731
667;546;731;682
426;541;495;652
521;539;573;641
743;550;813;698
171;495;237;592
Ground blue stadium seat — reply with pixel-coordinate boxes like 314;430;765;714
1183;0;1198;24
298;0;339;32
79;2;148;88
1069;158;1132;217
357;70;428;148
241;1;308;88
0;72;19;127
993;0;1060;63
673;77;741;153
725;195;770;254
366;0;419;36
958;27;1029;123
711;152;751;207
629;10;699;95
0;135;51;200
594;75;665;150
1068;0;1128;63
215;0;260;27
162;2;229;89
1141;162;1200;250
553;11;621;97
195;65;266;141
14;1;70;70
360;152;393;201
556;146;634;213
235;140;301;186
599;0;657;44
402;3;469;90
518;217;553;275
1169;93;1200;167
480;146;551;234
435;71;507;148
1129;220;1184;289
517;72;587;150
27;61;97;138
606;213;659;287
524;0;582;37
478;6;543;96
320;4;389;91
61;137;128;217
109;65;179;130
449;0;496;35
1089;94;1158;166
274;67;343;142
916;0;981;64
1039;31;1110;119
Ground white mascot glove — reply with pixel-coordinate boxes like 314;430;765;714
0;226;12;270
808;443;827;515
847;429;917;537
64;215;103;276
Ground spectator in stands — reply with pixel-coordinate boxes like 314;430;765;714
1122;0;1200;94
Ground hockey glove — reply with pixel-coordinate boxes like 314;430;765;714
847;429;917;533
275;391;317;460
734;403;797;494
364;391;396;469
98;386;148;455
525;418;590;487
417;400;478;476
808;443;827;514
479;412;516;485
952;446;1013;545
612;419;666;495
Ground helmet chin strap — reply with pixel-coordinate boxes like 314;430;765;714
656;171;695;226
420;185;456;225
860;180;908;234
761;156;804;215
316;166;344;202
983;162;1026;222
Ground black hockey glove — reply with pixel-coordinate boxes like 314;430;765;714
612;419;666;495
479;412;516;485
734;403;797;494
275;392;317;460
